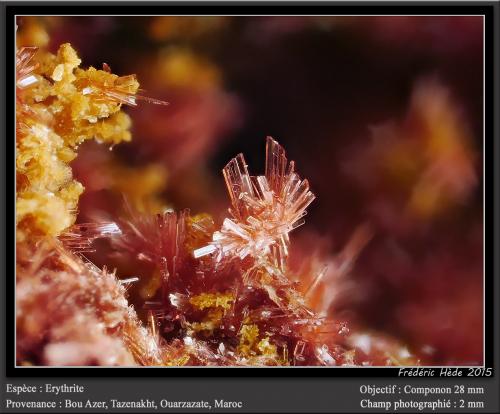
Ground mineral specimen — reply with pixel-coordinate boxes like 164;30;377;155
16;19;433;367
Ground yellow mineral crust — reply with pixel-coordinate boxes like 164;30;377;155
189;291;234;310
188;308;225;333
237;324;278;362
16;43;139;240
237;324;260;356
187;292;234;333
256;337;278;356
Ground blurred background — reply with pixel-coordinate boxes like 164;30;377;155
17;16;484;365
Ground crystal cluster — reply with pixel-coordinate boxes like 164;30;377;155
195;137;315;273
74;138;419;366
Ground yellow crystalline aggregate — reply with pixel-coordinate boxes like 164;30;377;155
189;309;224;332
237;324;260;356
163;354;191;367
237;324;278;360
189;291;234;311
186;292;234;333
256;337;277;356
16;43;139;240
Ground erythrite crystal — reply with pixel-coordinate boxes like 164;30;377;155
194;137;315;274
16;46;39;89
59;222;122;253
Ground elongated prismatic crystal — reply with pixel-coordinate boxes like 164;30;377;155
16;47;39;89
194;137;316;271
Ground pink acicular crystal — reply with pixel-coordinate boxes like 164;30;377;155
16;46;39;89
194;137;315;272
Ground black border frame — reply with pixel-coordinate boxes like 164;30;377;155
4;1;497;378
